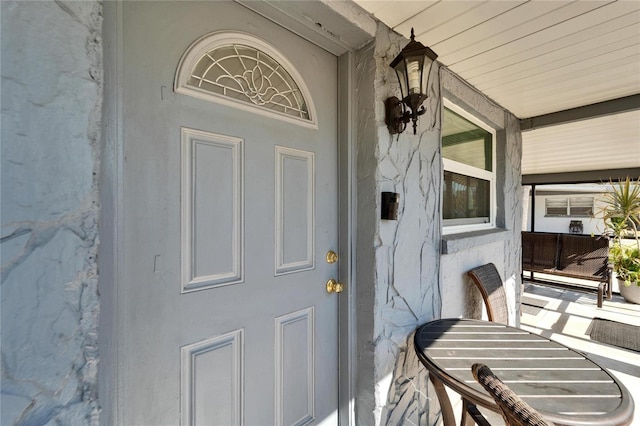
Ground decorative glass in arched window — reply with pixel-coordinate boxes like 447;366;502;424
175;32;316;128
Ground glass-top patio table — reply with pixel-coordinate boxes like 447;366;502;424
414;318;634;426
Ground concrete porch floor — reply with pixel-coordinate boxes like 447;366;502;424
521;282;640;425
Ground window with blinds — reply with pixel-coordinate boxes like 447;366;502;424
545;197;594;217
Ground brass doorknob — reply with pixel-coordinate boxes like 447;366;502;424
326;279;344;293
326;250;338;264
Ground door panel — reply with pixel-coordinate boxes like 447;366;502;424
275;147;315;275
120;2;338;425
180;330;243;426
181;128;243;292
275;307;315;426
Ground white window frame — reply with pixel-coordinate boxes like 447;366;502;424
442;99;497;235
544;196;594;217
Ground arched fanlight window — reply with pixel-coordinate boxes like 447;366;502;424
175;32;316;128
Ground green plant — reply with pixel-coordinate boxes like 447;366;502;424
608;243;640;286
599;177;640;287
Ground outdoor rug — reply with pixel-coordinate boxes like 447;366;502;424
588;318;640;352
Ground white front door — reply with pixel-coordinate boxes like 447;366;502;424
119;2;339;425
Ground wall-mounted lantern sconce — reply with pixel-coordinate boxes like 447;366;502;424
385;28;438;135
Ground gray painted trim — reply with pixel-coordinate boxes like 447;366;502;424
441;69;505;129
441;228;511;255
534;190;604;195
113;1;125;424
523;168;640;185
520;94;640;131
234;0;375;55
337;51;356;426
99;1;125;424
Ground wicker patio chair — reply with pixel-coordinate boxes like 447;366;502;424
467;263;509;325
471;363;554;426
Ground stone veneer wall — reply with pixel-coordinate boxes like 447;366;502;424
355;24;443;426
355;23;522;426
1;1;102;424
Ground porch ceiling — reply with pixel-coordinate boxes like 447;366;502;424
353;0;640;118
353;0;640;180
522;108;640;180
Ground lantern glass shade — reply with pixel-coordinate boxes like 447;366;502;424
394;63;408;101
392;52;435;100
386;28;438;135
406;58;422;94
420;55;436;95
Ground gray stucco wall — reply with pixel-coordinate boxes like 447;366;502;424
1;1;102;424
355;24;522;426
439;69;523;326
0;2;521;424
